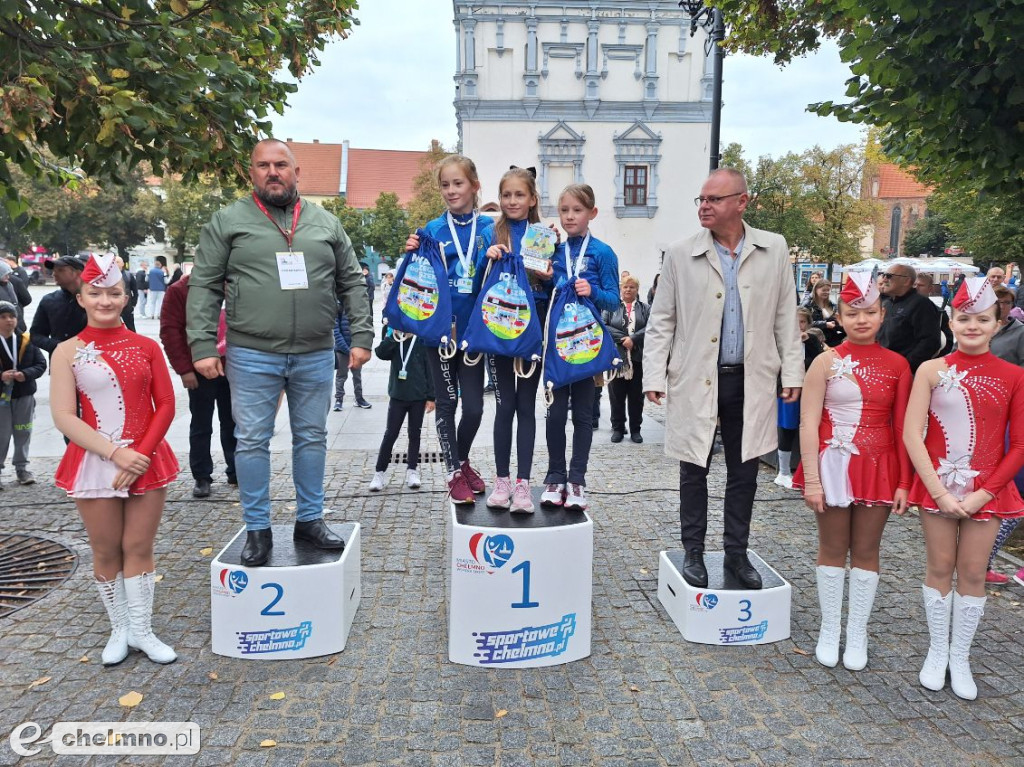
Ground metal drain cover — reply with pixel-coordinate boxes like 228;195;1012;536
0;534;78;619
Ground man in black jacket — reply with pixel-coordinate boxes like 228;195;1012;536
878;263;940;372
0;301;46;487
30;256;88;357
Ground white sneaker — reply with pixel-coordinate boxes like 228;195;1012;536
773;473;794;489
510;479;535;513
487;476;513;509
369;471;386;492
564;483;588;511
405;468;421;489
540;483;565;507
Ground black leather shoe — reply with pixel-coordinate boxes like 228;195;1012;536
240;529;273;567
682;548;708;588
611;430;624;443
226;474;238;486
192;479;211;498
724;552;763;590
630;432;643;444
294;518;345;551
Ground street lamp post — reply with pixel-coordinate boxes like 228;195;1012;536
680;1;725;172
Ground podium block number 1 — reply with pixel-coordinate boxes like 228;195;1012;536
510;561;540;609
261;583;286;616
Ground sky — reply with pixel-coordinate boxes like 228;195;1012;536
271;2;864;163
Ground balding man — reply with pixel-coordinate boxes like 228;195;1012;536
878;263;939;372
644;168;804;590
187;138;373;566
986;266;1007;288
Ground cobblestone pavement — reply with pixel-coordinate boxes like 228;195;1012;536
2;399;1024;765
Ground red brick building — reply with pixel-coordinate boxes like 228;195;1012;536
863;163;933;257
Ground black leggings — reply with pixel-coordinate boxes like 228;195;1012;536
778;427;797;452
375;399;427;472
426;348;485;473
490;355;541;479
545;377;595;486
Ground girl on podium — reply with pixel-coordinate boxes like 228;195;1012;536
404;156;493;504
904;277;1024;699
51;253;179;666
794;271;912;671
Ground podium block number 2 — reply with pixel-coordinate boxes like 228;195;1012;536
261;583;285;616
511;561;540;609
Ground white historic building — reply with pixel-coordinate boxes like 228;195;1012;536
453;0;714;288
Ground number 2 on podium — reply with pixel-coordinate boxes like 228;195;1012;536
261;583;285;616
510;560;539;609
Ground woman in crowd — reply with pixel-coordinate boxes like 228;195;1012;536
604;275;648;444
807;279;846;347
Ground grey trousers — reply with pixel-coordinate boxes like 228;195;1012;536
334;351;363;403
0;395;34;470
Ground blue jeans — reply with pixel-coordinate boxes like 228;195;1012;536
226;345;334;531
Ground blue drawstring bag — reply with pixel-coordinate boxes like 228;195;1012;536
542;281;621;399
383;230;453;346
460;252;543;363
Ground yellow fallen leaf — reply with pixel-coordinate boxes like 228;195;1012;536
629;685;640;692
199;547;213;556
269;692;285;700
154;574;164;582
260;739;277;748
28;676;51;689
119;691;143;707
793;647;812;656
639;568;648;575
326;657;337;666
79;656;90;663
495;709;508;719
208;672;218;681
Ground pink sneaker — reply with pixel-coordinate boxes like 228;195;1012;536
986;569;1009;585
448;471;475;504
487;477;513;509
510;480;535;514
460;460;486;494
1014;567;1024;588
564;483;588;511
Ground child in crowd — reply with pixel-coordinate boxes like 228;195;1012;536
0;301;46;488
540;184;620;511
483;167;551;513
368;328;434;491
773;306;823;488
334;303;371;411
50;254;179;666
404;156;493;503
904;277;1024;700
794;272;912;671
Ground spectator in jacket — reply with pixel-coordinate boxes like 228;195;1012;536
135;260;150;318
806;279;846;347
31;256;88;356
604;275;649;443
148;256;168;319
0;261;31;332
160;274;236;498
4;254;29;283
915;272;953;356
116;256;138;331
334;304;371;410
0;301;46;487
878;263;940;372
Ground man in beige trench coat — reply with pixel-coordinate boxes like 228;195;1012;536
643;168;804;589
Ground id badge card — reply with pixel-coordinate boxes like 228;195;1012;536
276;251;308;290
456;277;473;294
398;370;408;380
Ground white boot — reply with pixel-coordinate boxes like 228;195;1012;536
123;572;177;664
919;585;952;691
949;592;986;700
815;565;845;668
843;567;879;671
96;573;129;666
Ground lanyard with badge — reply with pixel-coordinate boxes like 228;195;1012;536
253;192;307;290
397;335;417;380
0;333;15;406
445;211;477;294
563;232;590;281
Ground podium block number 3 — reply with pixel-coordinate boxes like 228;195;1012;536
738;599;752;622
261;583;286;616
511;561;540;609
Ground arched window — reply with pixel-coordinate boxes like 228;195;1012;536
889;204;903;255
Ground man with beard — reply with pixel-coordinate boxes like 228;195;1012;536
187;138;373;567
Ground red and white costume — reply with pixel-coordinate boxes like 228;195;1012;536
54;255;178;497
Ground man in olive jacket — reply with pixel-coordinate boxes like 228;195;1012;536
187;138;373;566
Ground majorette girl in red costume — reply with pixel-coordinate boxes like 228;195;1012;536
50;253;179;667
795;270;912;672
904;276;1024;700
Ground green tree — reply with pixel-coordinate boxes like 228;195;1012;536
86;168;163;259
320;196;368;257
0;0;359;215
161;176;240;260
928;188;1024;266
902;210;950;258
713;1;1024;196
406;140;451;226
364;192;408;265
744;152;816;253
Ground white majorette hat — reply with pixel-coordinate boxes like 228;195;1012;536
951;276;997;314
80;252;122;288
839;269;880;308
